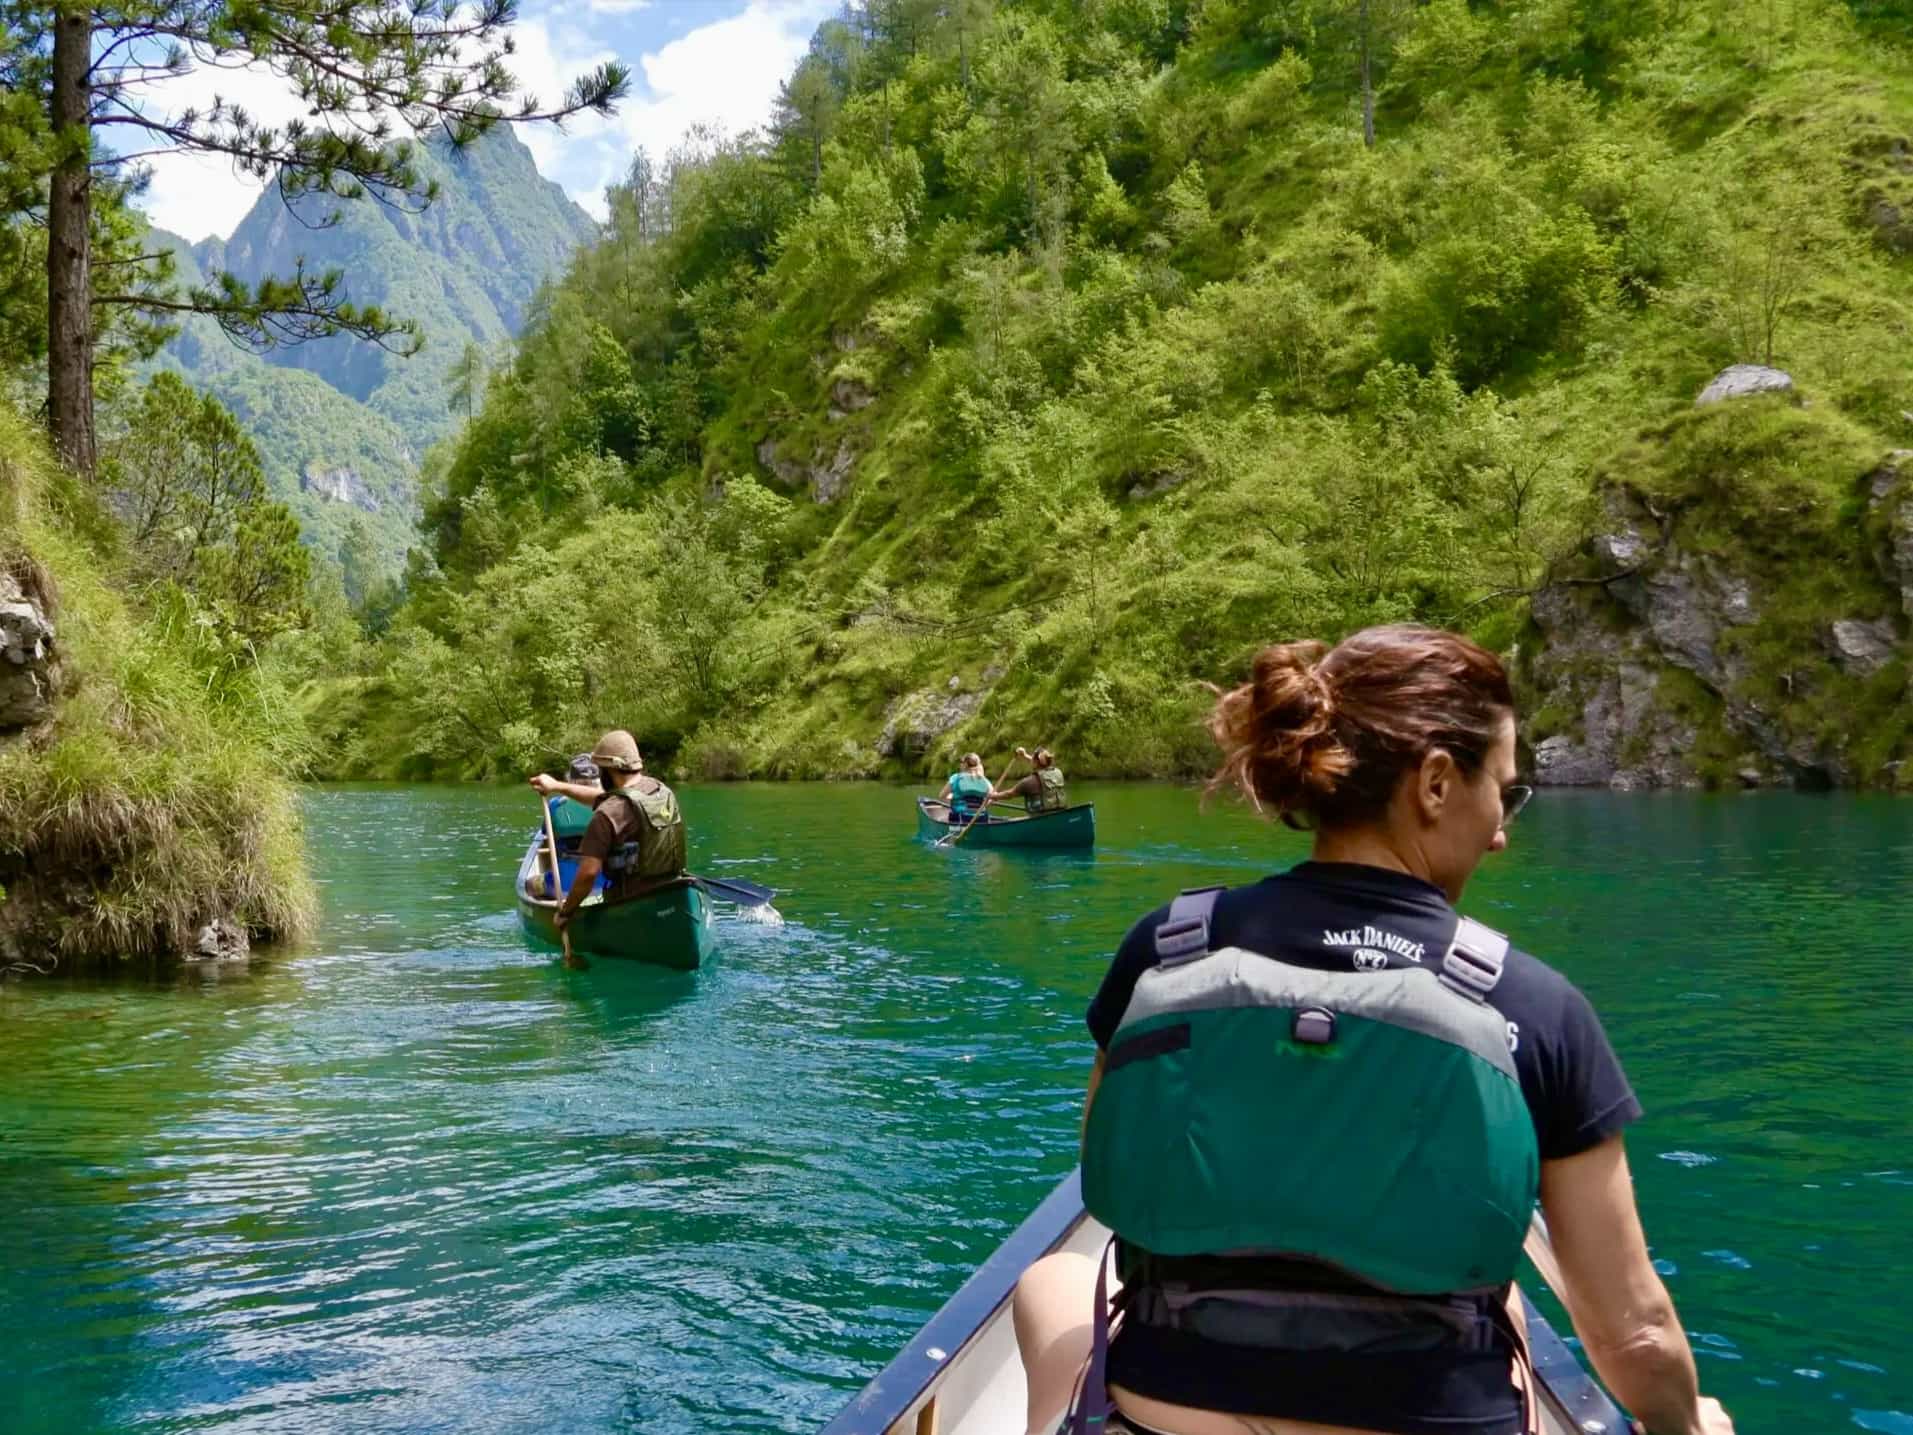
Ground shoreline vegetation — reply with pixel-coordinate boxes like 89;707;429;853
294;0;1912;791
0;407;314;969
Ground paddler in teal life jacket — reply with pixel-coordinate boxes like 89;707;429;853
543;753;601;844
938;752;993;822
1013;625;1735;1435
995;745;1067;813
527;729;688;931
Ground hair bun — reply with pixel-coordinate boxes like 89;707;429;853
1207;640;1351;824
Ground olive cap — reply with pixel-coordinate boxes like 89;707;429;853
591;729;643;772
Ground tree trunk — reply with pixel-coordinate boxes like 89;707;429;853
48;8;95;475
1360;0;1376;149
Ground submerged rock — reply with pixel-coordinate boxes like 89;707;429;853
189;918;251;962
1695;365;1795;406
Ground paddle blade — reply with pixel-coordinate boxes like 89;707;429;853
695;875;776;906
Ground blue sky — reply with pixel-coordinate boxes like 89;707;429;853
135;0;838;241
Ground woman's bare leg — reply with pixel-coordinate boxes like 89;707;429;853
1013;1251;1100;1435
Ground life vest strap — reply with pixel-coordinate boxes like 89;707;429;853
1154;886;1224;963
1441;916;1510;1002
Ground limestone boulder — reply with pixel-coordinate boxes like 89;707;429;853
0;572;57;730
188;917;250;962
875;687;986;759
1828;618;1898;676
1865;452;1913;619
1695;365;1795;406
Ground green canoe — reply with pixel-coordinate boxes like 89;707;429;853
515;832;714;970
916;796;1096;850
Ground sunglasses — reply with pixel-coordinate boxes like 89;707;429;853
1500;783;1535;825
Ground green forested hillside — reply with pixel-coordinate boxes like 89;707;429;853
312;0;1913;788
149;127;597;575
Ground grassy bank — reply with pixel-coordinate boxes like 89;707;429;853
0;406;313;966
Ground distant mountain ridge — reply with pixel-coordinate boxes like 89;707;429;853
147;126;596;573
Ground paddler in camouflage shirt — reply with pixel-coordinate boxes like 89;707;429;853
527;729;688;928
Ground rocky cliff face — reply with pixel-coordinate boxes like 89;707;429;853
0;567;58;731
300;462;381;513
1523;443;1913;790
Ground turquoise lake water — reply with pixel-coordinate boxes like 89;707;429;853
0;783;1908;1433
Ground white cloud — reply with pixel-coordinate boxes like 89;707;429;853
129;0;835;238
129;60;309;241
617;1;824;161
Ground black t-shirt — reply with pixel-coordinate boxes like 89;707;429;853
1086;861;1642;1435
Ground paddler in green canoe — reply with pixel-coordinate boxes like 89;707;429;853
527;729;688;932
993;745;1068;813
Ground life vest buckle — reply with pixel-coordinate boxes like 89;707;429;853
1292;1007;1337;1045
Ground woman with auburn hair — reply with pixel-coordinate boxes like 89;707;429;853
1014;625;1733;1435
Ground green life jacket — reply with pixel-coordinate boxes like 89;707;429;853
602;780;687;886
1026;765;1068;813
1082;887;1538;1314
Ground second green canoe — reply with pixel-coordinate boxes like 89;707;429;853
916;797;1096;850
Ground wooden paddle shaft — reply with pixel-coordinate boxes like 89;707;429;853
539;795;577;966
1522;1210;1569;1308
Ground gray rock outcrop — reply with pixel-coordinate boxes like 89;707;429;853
1695;365;1795;406
828;378;875;419
0;572;57;730
875;687;986;759
300;462;380;512
810;442;854;503
1523;483;1876;790
1870;198;1913;255
1867;451;1913;619
1828;618;1897;676
755;437;856;504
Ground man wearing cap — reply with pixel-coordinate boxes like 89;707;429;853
994;745;1068;813
527;730;688;929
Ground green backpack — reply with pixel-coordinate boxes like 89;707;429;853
603;780;687;883
1082;887;1538;1297
1027;765;1068;813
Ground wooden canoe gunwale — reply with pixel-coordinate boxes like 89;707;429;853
820;1169;1629;1435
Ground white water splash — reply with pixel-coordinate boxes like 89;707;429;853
733;903;785;926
